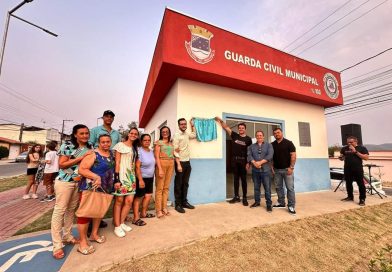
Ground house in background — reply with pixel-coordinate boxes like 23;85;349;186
0;124;61;146
0;137;23;160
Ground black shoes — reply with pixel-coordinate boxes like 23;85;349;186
272;203;285;208
359;199;366;206
175;205;185;213
250;202;260;208
341;197;354;201
99;220;108;228
183;202;195;209
266;206;272;213
228;196;241;204
288;206;296;215
242;198;249;206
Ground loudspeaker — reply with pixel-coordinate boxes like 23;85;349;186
341;124;362;146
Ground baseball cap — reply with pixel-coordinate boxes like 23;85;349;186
103;110;115;117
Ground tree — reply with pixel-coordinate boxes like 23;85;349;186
328;144;341;157
0;146;9;160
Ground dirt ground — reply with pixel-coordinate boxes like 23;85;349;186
107;202;392;272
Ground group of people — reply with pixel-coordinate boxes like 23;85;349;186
215;117;297;214
23;110;197;259
22;109;368;260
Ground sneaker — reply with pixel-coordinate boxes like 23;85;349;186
45;195;56;202
341;197;353;201
175;205;185;213
31;194;38;199
272;203;285;208
228;196;241;204
267;206;272;213
242;199;249;206
250;202;260;208
359;199;366;206
40;196;49;202
120;223;132;232
114;226;126;238
22;194;30;200
288;206;296;215
182;202;195;209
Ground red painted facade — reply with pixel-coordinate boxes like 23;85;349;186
139;8;343;127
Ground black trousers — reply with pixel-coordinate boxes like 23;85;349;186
344;170;366;200
232;160;247;198
174;161;192;206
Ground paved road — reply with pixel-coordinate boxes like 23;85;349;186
0;162;25;178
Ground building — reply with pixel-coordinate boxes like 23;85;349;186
0;124;61;145
139;9;343;204
0;137;23;160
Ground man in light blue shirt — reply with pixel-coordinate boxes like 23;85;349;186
89;110;121;148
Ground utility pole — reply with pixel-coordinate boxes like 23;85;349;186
60;120;73;145
19;122;24;142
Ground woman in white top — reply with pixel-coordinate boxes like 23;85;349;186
112;128;143;237
23;144;43;199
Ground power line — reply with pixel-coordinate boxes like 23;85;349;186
297;0;389;55
343;69;392;89
325;97;392;115
282;0;353;50
342;63;392;83
340;47;392;72
0;83;65;119
288;0;370;53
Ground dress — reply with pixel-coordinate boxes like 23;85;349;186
113;142;137;196
79;151;115;194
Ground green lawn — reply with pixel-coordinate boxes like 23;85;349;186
0;175;27;193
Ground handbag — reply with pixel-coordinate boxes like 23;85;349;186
76;187;113;218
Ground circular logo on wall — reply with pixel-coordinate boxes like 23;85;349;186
323;73;339;99
185;25;215;64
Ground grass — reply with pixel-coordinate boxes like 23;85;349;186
14;208;54;236
0;175;27;192
107;202;392;272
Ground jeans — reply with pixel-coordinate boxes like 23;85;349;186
174;161;192;206
155;159;174;212
344;170;366;200
274;169;296;207
252;171;272;206
232;160;247;198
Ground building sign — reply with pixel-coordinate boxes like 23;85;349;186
139;8;343;127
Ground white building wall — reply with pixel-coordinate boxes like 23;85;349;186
144;81;179;141
176;78;328;159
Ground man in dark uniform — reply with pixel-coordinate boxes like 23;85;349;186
340;136;369;206
215;117;252;206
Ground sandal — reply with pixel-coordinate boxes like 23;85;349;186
89;235;106;244
140;213;155;218
53;249;65;259
132;218;146;226
163;209;171;216
77;245;95;255
157;211;164;219
62;237;80;245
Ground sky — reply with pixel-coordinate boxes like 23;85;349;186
0;0;391;145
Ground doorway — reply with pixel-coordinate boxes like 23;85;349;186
225;118;281;200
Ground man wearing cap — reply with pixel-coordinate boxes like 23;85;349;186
89;110;121;230
89;110;121;148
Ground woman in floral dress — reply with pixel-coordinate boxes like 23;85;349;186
112;127;141;237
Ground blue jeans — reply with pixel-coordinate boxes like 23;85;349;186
252;171;272;206
274;169;296;207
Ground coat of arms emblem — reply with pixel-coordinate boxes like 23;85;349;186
185;25;215;64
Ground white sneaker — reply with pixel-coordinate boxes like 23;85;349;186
22;194;30;200
121;223;132;232
114;226;126;238
31;194;38;199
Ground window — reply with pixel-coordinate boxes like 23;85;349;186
298;122;311;147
